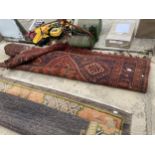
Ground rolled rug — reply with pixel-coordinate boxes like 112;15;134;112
0;43;151;93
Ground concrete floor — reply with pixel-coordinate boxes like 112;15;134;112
0;125;18;135
0;19;155;134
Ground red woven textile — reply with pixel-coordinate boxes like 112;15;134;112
0;43;151;93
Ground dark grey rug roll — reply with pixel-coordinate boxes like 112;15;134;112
0;92;89;135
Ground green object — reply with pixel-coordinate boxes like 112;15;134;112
76;19;102;41
68;35;95;48
68;19;102;48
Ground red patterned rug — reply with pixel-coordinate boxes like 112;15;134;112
0;43;151;93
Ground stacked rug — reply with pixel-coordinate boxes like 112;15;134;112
0;92;89;135
0;43;151;93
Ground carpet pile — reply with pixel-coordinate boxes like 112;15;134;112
0;43;151;93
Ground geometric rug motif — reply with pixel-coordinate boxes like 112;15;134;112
0;43;151;93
